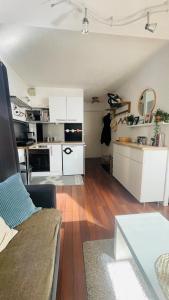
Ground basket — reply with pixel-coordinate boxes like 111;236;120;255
118;137;132;143
155;253;169;299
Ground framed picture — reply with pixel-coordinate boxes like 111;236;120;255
133;116;139;125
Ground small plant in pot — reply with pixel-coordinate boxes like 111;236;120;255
163;112;169;123
154;109;164;123
126;114;135;126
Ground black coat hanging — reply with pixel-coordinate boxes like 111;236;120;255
101;113;111;146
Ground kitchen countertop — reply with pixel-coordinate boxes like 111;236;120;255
113;141;168;150
38;141;86;145
18;141;86;150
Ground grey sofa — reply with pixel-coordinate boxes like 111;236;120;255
26;184;61;300
0;62;61;299
27;184;61;300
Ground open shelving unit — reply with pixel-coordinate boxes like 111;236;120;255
106;101;131;117
127;122;169;128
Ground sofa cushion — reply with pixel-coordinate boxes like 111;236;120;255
0;208;61;300
0;173;41;228
0;217;18;252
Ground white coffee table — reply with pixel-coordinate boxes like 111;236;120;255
114;213;169;300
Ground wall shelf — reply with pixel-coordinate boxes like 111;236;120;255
106;101;131;117
127;122;169;128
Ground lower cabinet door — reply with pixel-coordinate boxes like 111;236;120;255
113;153;130;189
128;159;142;200
113;153;142;201
50;145;62;175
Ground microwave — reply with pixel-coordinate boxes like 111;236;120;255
26;109;49;122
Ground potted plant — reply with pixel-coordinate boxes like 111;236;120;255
163;112;169;123
154;109;164;122
126;114;135;126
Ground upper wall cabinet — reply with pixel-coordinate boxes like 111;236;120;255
67;97;83;123
49;97;67;123
49;96;84;123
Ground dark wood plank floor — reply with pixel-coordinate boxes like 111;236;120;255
56;158;169;300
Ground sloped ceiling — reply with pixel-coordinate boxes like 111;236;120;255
0;24;167;100
0;0;168;100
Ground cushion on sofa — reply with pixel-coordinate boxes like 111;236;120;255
0;217;18;252
0;173;41;228
0;208;61;300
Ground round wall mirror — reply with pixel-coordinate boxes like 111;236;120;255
138;88;156;116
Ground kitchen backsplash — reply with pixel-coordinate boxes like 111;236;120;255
43;123;64;141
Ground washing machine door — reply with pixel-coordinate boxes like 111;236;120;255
62;145;84;175
63;147;73;155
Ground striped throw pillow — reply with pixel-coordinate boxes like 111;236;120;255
0;173;41;228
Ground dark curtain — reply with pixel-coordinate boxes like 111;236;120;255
0;62;19;181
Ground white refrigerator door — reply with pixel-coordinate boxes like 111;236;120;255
63;145;84;175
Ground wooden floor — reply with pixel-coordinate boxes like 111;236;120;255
56;158;169;300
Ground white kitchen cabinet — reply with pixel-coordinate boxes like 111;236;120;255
49;97;67;123
66;97;83;123
113;143;168;203
49;96;83;123
49;145;62;175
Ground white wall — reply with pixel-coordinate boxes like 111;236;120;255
1;58;28;98
111;43;169;146
84;101;109;158
29;87;83;107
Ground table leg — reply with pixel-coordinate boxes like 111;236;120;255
114;221;132;260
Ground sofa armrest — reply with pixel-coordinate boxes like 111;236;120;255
26;184;56;208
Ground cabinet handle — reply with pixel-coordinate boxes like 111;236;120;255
50;147;53;156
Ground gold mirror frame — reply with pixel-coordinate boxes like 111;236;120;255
138;88;156;116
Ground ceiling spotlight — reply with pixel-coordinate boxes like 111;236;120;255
82;8;89;34
145;12;157;33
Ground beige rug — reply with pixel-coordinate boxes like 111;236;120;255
31;175;84;186
83;239;155;300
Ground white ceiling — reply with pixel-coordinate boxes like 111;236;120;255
0;1;168;100
0;0;169;39
0;24;167;100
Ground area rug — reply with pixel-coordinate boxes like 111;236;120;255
83;239;155;300
30;175;84;186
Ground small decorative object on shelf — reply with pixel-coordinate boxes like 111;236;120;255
126;114;135;125
144;112;153;123
137;136;147;145
133;116;139;125
155;253;169;300
138;117;145;124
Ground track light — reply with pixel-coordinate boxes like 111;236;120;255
145;12;157;33
82;8;89;34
